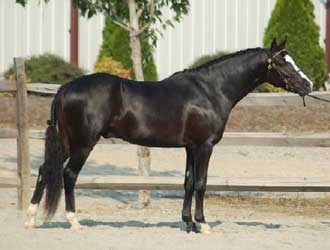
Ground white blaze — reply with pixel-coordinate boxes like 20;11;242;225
284;55;313;88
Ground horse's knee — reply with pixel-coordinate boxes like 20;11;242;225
195;180;206;193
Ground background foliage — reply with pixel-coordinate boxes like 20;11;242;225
4;54;85;84
94;56;132;79
16;0;190;49
263;0;326;89
97;18;158;80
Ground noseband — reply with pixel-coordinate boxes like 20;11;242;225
267;49;293;91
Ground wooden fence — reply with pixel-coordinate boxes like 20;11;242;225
1;59;330;210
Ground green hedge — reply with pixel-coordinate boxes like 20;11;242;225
263;0;326;89
97;18;158;81
4;54;85;85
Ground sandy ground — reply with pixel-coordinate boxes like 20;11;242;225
0;140;330;249
0;190;329;250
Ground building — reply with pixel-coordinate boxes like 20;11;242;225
0;0;327;79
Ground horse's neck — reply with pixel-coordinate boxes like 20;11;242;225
209;53;268;107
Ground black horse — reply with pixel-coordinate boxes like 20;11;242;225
25;38;312;233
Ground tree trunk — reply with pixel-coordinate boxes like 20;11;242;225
128;0;151;207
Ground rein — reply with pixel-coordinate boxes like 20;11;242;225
302;94;330;107
306;94;330;103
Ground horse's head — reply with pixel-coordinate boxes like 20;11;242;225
266;38;313;96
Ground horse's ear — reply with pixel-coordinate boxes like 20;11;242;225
271;38;277;51
278;36;287;50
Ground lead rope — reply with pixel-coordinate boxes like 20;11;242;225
302;96;306;107
306;94;330;104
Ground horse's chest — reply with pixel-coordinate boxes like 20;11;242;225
182;107;224;144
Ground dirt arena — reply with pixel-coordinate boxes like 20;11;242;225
0;141;330;250
0;189;330;250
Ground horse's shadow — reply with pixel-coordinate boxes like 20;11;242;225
321;221;330;227
39;220;223;231
234;221;281;229
39;220;282;230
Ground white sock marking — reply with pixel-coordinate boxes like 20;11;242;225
65;212;82;229
25;203;38;228
195;222;212;234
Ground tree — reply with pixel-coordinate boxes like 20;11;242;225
17;0;190;206
264;0;326;89
97;17;158;81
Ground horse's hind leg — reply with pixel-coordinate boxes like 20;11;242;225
63;145;93;230
25;150;69;229
182;146;196;233
24;166;46;228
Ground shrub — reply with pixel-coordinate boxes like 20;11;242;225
189;51;227;69
263;0;326;89
4;54;85;85
97;18;158;81
94;56;132;79
254;83;283;93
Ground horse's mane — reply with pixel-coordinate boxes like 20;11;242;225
170;47;265;78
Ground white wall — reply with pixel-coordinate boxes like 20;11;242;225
154;0;327;79
0;0;326;80
0;0;104;75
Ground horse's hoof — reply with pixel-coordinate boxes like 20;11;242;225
70;223;86;231
196;223;212;234
185;222;197;233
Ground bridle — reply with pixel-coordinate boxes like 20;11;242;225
267;49;293;91
266;49;330;106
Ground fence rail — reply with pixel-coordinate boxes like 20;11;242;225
1;176;330;192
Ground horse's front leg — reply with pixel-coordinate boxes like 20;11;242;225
182;146;195;233
194;142;213;234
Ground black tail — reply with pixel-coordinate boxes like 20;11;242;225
43;97;64;219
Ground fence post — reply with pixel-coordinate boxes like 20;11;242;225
137;146;151;207
14;57;30;210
